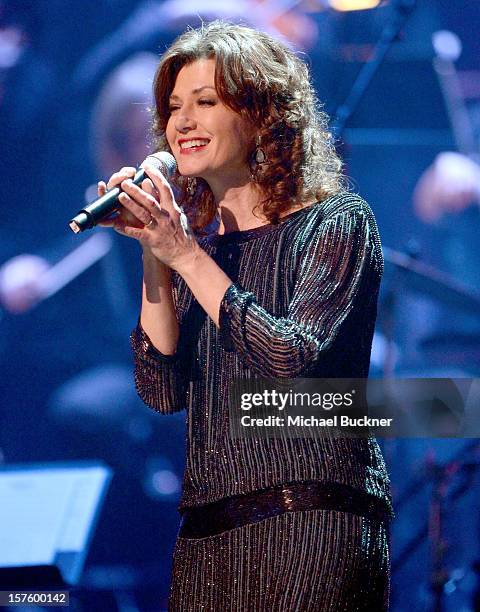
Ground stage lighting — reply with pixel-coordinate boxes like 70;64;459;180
329;0;383;10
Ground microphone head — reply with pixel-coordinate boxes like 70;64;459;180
141;151;177;178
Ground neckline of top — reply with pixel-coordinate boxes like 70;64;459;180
204;203;318;245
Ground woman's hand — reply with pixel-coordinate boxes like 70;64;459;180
98;164;199;272
98;165;147;230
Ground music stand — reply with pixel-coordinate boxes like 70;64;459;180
0;461;112;588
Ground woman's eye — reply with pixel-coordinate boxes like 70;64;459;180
169;106;180;113
198;99;215;106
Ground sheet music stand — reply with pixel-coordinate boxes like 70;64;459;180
0;461;112;588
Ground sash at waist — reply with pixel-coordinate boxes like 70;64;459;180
179;480;393;539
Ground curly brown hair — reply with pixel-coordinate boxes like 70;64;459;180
151;21;345;233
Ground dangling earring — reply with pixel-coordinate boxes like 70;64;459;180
254;135;266;164
251;135;266;181
186;177;197;197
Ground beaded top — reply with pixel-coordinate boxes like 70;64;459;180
130;191;393;514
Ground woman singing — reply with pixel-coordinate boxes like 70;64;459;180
98;21;393;612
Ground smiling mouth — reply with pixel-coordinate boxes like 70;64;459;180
179;138;210;152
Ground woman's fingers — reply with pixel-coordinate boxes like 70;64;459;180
97;201;145;230
97;168;153;233
120;179;167;223
97;181;107;197
141;178;161;204
96;166;181;244
143;164;192;240
142;164;179;218
117;192;154;228
106;166;136;190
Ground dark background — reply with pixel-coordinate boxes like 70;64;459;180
1;1;479;610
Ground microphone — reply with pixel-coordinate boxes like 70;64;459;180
68;151;177;233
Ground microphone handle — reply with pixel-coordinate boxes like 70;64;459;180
69;167;147;233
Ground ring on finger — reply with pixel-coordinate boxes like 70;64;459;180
145;215;156;229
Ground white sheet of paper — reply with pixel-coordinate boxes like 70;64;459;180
0;465;109;567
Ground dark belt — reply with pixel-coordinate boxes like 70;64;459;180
179;480;393;539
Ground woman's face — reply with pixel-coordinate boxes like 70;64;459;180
165;58;255;184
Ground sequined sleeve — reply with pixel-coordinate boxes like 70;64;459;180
218;205;382;378
130;319;187;414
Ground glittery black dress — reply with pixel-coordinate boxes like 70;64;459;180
131;192;393;611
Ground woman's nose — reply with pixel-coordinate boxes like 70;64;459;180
175;113;197;133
